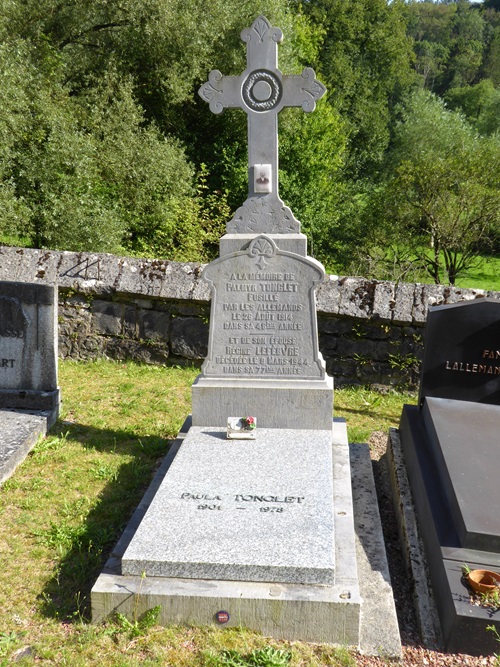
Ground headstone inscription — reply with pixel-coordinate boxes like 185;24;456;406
0;281;59;413
419;299;500;405
398;299;500;654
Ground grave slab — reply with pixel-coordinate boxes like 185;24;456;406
122;426;335;585
0;409;56;485
93;420;401;653
389;428;500;655
393;299;500;654
422;397;500;553
93;14;372;652
397;403;500;654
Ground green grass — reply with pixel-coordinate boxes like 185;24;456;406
454;255;500;291
405;252;500;291
0;360;415;666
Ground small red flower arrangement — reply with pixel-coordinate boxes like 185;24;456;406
242;416;256;430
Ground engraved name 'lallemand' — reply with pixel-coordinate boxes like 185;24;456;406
445;349;500;376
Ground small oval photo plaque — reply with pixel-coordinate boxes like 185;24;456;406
215;610;230;624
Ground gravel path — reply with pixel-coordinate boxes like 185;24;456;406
364;431;499;667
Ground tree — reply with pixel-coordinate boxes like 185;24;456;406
0;32;203;255
414;40;450;91
482;9;500;86
372;90;500;285
445;78;500;135
406;1;497;94
0;0;349;261
445;1;486;89
279;100;346;266
298;0;415;180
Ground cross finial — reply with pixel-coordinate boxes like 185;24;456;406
199;16;326;235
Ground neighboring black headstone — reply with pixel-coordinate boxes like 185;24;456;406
419;299;500;406
398;298;500;655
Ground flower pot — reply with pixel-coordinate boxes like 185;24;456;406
467;569;500;595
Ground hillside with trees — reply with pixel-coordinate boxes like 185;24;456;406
0;0;499;284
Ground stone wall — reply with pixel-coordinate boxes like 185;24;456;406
1;246;496;388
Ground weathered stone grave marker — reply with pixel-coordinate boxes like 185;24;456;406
119;16;344;627
0;280;59;483
92;17;400;654
193;15;332;428
396;299;500;654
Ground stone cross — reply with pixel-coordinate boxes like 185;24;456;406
199;16;326;207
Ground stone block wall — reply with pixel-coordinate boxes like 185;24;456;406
1;246;496;388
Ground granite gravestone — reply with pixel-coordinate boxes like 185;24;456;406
93;17;361;646
0;280;60;484
419;299;500;405
192;15;333;429
0;281;59;412
398;299;500;654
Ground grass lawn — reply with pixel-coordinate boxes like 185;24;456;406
0;360;416;666
454;255;500;291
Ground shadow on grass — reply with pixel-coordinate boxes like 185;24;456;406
37;419;174;623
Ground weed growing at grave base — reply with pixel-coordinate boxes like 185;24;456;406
204;645;292;666
0;360;415;665
487;625;500;666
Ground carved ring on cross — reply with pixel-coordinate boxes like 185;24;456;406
242;70;282;112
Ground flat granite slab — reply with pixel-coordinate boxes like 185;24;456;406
0;408;58;484
423;397;500;552
122;426;335;585
396;405;500;654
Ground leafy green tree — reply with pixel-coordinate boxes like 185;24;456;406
299;0;415;180
0;36;200;254
482;10;500;86
445;78;500;135
369;90;500;285
406;1;497;94
279;100;346;266
414;40;450;91
0;0;349;261
445;1;485;89
406;1;456;48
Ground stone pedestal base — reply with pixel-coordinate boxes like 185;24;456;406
0;388;60;412
191;376;334;430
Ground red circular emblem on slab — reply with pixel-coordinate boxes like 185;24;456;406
215;610;230;624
